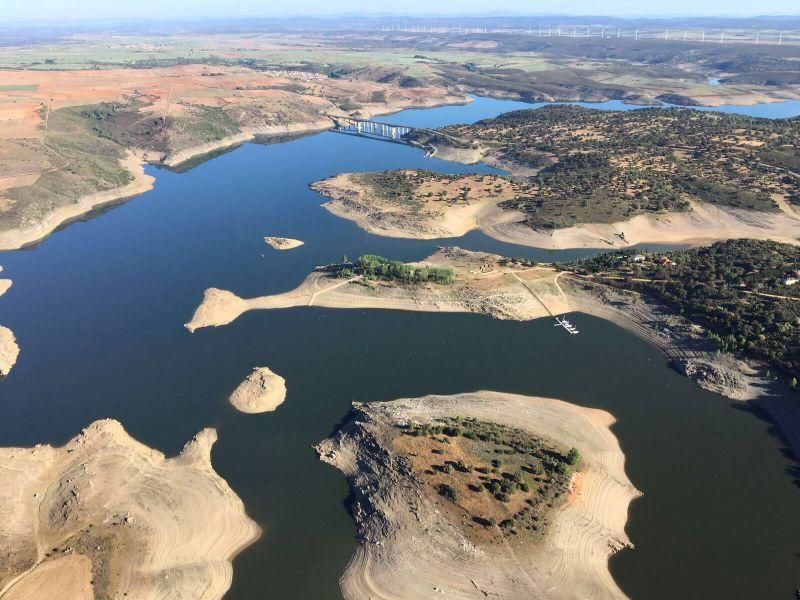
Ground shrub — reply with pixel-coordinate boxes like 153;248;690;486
439;484;458;502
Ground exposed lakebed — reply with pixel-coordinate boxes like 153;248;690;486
0;97;798;599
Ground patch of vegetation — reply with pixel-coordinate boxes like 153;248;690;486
438;483;459;502
165;105;241;154
355;171;420;204
5;105;132;229
409;105;798;228
571;239;800;377
333;254;455;285
397;417;576;537
0;84;39;91
79;102;167;152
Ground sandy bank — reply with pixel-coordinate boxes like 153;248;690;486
185;247;571;332
0;153;155;251
561;276;800;461
229;366;287;414
314;170;800;249
264;236;304;250
482;200;800;250
0;419;260;600
315;391;640;599
161;119;335;168
0;280;11;298
313;172;516;240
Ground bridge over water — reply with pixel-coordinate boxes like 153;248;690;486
323;113;464;157
325;114;416;142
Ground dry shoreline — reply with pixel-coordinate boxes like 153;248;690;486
161;93;468;168
0;94;467;252
0;419;260;600
480;201;800;250
316;392;640;599
186;246;800;461
313;172;800;250
160;119;336;168
0;153;156;251
562;276;800;461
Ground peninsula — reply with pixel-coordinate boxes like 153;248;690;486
314;106;800;249
0;419;260;600
186;245;800;459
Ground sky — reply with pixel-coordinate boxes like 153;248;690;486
1;0;798;23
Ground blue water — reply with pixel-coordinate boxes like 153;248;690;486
0;97;797;599
376;94;800;122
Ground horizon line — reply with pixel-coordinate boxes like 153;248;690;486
2;12;800;27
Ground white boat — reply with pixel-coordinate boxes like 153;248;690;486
554;316;580;335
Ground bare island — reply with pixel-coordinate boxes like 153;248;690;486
315;391;640;600
229;366;287;414
263;237;304;251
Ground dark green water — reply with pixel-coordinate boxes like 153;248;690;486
0;97;798;599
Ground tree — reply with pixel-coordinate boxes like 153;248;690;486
567;447;580;466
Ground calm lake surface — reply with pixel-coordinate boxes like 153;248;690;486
0;97;798;599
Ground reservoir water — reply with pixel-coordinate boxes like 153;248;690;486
0;97;798;599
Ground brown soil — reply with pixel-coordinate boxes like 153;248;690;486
315;392;639;600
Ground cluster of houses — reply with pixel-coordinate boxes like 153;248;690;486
627;253;798;287
631;254;675;266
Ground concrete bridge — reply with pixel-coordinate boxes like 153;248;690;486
323;114;465;157
325;114;416;143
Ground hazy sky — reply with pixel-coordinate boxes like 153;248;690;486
2;0;798;22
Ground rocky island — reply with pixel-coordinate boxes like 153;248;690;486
315;391;640;599
229;366;287;414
